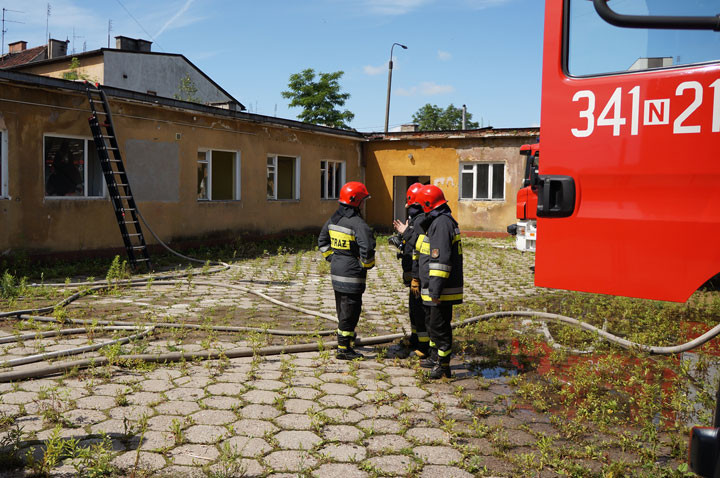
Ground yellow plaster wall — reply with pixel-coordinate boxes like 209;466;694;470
0;83;363;254
364;135;535;232
14;55;105;83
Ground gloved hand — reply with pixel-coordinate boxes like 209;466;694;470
410;278;421;298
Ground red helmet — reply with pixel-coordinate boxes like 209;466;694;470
339;181;370;207
417;185;447;213
405;182;423;207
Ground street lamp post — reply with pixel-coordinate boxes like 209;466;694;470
384;42;407;134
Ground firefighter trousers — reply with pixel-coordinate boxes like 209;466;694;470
409;291;429;352
424;303;453;364
335;291;362;348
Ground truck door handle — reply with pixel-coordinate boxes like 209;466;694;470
536;175;576;218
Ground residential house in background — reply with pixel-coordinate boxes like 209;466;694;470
4;36;243;110
0;38;70;68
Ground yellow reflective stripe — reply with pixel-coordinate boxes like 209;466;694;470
452;234;461;244
418;336;430;343
429;270;450;278
416;234;429;255
361;258;375;268
412;254;418;260
429;341;436;348
329;230;355;250
421;293;463;302
337;329;355;337
438;349;452;357
338;345;348;349
322;250;333;258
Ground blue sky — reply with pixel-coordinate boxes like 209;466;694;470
4;0;545;131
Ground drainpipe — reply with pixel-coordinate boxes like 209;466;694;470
462;104;467;130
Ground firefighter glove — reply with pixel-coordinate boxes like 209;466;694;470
410;278;421;298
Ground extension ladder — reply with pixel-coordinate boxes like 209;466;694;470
85;82;151;271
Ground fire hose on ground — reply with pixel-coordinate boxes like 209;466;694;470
1;208;719;382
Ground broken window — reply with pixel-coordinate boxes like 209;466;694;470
44;136;104;198
460;162;505;201
0;130;7;198
320;160;344;199
197;149;241;201
267;155;300;200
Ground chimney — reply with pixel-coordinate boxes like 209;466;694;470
115;36;152;52
400;124;419;132
8;41;27;54
48;39;69;59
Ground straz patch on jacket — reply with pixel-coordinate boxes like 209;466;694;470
431;248;440;258
329;230;354;250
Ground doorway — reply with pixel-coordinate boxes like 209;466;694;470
393;175;430;221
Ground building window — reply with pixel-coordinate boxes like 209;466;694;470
0;130;7;198
197;150;241;201
460;163;505;200
320;160;344;199
44;135;104;198
267;155;300;200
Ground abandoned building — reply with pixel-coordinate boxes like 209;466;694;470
0;44;538;258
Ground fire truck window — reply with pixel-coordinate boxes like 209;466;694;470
567;0;720;76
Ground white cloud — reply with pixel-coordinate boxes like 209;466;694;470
363;0;433;15
363;63;386;75
396;81;455;96
437;50;451;61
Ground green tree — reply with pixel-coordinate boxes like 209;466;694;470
411;103;480;131
281;68;354;129
174;74;202;103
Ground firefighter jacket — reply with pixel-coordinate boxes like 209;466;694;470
400;205;425;286
418;205;463;306
318;204;376;294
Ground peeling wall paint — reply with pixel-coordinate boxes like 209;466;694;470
364;134;538;232
0;83;364;254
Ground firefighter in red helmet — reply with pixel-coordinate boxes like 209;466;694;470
393;182;430;358
415;184;463;379
318;181;376;360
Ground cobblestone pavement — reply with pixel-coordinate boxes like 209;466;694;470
0;239;669;476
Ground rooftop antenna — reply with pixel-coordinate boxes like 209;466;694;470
71;27;83;54
1;8;24;59
107;19;112;48
45;3;51;44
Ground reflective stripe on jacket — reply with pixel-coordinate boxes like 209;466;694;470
418;209;463;306
318;205;376;294
400;206;425;286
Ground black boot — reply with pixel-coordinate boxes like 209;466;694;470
420;348;438;369
336;333;363;360
428;363;451;379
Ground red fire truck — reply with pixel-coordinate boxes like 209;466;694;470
535;0;719;474
507;143;539;253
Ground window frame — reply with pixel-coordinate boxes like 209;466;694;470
459;162;506;201
266;154;301;201
196;148;242;202
0;129;7;199
43;133;106;199
320;159;345;200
